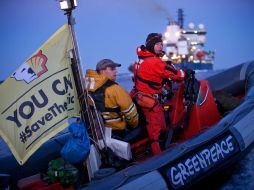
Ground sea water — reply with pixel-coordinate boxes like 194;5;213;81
219;148;254;190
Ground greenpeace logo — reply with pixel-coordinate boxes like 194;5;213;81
167;135;239;189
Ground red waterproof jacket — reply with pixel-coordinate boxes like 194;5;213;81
133;46;185;94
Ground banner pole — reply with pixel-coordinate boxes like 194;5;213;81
61;1;94;182
66;11;94;127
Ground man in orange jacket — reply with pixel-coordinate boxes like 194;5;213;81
85;59;139;138
132;33;185;155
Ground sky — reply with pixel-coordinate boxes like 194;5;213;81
1;0;254;80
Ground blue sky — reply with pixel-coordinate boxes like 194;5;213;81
1;0;254;80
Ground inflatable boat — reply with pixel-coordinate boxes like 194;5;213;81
1;61;254;189
81;61;254;190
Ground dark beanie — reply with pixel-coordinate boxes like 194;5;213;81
145;33;163;53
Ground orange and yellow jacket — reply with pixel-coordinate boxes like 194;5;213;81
85;69;138;130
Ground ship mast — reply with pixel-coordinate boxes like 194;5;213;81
177;8;184;29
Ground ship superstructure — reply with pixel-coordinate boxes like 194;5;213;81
163;9;214;70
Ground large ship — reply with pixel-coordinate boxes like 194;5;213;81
163;9;214;70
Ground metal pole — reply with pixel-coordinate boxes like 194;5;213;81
64;6;94;182
66;10;94;129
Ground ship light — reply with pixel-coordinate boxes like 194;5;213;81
162;54;170;62
171;54;178;59
165;32;170;38
191;46;197;50
191;42;198;45
59;0;77;10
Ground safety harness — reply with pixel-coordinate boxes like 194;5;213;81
90;80;120;113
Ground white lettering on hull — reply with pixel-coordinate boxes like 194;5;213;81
170;135;236;187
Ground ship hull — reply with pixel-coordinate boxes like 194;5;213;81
173;62;213;71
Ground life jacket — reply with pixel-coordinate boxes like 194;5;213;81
133;46;184;94
90;79;120;113
86;69;138;130
134;59;162;91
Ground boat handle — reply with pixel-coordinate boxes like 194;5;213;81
199;84;209;106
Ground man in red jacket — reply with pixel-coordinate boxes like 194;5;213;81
132;33;185;155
